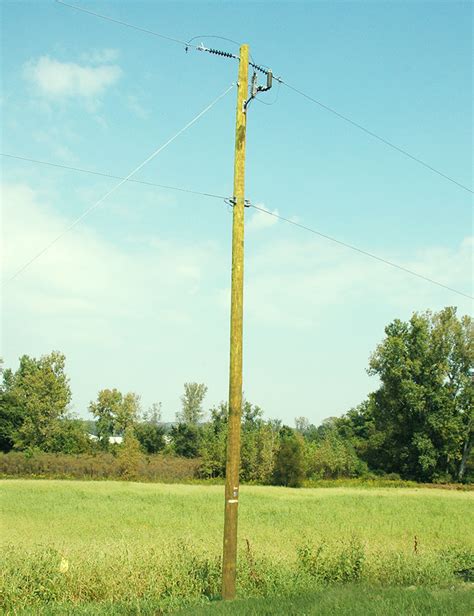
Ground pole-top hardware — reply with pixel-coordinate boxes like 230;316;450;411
244;69;273;110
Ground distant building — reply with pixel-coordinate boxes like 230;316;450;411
87;434;123;445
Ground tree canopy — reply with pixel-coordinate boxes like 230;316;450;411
0;307;472;484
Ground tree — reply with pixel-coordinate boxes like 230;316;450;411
295;416;310;434
368;307;473;481
305;432;367;479
135;403;165;454
3;352;71;451
45;417;92;454
0;364;24;452
177;382;208;424
117;427;143;479
273;432;305;487
89;389;140;448
147;402;162;423
117;393;141;433
240;402;278;483
335;398;386;472
171;423;201;457
199;403;228;478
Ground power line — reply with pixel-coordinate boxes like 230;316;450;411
56;1;472;196
186;34;242;49
250;204;473;300
3;83;234;285
55;0;196;49
55;1;240;61
3;151;470;299
0;153;227;201
255;81;281;106
279;80;473;195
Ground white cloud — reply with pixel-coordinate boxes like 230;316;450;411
1;182;221;320
23;55;122;100
1;180;471;423
243;234;473;327
246;204;279;232
1;180;230;418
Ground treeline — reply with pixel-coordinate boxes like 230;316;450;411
0;307;472;484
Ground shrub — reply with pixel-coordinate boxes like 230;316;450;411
0;452;200;482
116;428;143;480
171;423;201;458
272;434;305;487
135;422;165;454
306;435;367;479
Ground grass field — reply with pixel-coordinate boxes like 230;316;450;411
1;480;473;614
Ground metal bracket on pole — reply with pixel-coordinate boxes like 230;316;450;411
226;197;251;208
244;69;273;111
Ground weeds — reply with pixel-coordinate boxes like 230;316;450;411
2;539;472;613
2;481;473;613
298;538;365;583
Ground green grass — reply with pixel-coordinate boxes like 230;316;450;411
1;480;473;613
9;586;474;615
179;586;474;616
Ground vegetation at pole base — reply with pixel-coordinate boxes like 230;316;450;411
7;587;474;616
1;480;473;614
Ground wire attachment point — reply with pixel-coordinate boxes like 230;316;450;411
225;198;252;208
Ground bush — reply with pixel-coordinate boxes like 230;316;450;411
116;428;143;480
45;418;93;454
272;434;305;487
306;435;368;479
0;452;200;482
135;422;165;454
171;424;201;458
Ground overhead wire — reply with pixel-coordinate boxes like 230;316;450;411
278;80;473;195
55;0;196;49
3;83;235;285
3;150;470;299
186;34;241;48
55;1;471;196
249;204;473;301
21;1;472;298
0;153;227;200
255;80;281;106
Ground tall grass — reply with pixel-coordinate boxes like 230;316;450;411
1;481;473;613
2;539;472;612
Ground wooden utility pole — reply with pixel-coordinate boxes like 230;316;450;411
222;43;249;601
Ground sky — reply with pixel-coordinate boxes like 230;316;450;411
1;0;472;425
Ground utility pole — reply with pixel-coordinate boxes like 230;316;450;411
222;43;249;601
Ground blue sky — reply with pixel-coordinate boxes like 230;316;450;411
1;0;472;424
